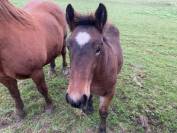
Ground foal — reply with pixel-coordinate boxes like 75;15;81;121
0;0;67;119
65;3;123;133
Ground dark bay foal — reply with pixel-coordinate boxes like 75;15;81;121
0;0;67;119
65;3;123;133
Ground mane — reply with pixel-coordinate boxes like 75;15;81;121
74;14;96;27
0;0;32;26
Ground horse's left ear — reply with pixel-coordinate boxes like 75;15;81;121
95;3;107;32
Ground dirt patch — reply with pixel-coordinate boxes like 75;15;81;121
132;64;146;88
137;115;151;133
85;128;95;133
0;118;12;129
0;110;17;130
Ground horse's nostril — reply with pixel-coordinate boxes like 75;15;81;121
65;93;88;109
82;94;88;105
65;93;70;104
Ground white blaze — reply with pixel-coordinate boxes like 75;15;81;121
75;32;91;47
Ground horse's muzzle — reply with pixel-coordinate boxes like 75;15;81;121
65;93;87;109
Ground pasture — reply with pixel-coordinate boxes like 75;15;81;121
0;0;177;132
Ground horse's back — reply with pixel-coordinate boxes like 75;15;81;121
24;0;66;33
24;0;67;63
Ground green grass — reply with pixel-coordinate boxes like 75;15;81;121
0;0;177;132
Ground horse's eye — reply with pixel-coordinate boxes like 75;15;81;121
96;47;101;56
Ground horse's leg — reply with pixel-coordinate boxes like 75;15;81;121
61;41;69;76
31;69;53;113
99;93;114;133
48;59;57;77
83;95;94;114
0;77;25;119
61;45;67;68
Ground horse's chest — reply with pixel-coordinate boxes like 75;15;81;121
90;86;108;96
90;78;116;96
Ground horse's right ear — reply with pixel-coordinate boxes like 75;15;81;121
66;4;75;31
95;3;107;32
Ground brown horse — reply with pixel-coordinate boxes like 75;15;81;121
0;0;67;119
65;3;123;133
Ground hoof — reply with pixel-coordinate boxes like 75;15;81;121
98;127;106;133
48;69;57;78
62;67;70;76
45;104;54;114
15;109;26;121
82;106;94;115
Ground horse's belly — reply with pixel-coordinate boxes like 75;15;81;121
45;43;62;64
1;47;43;79
2;63;32;79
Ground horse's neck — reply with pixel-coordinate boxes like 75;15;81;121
96;47;108;73
0;0;31;26
96;42;115;76
0;0;16;18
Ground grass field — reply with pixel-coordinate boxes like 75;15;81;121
0;0;177;132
